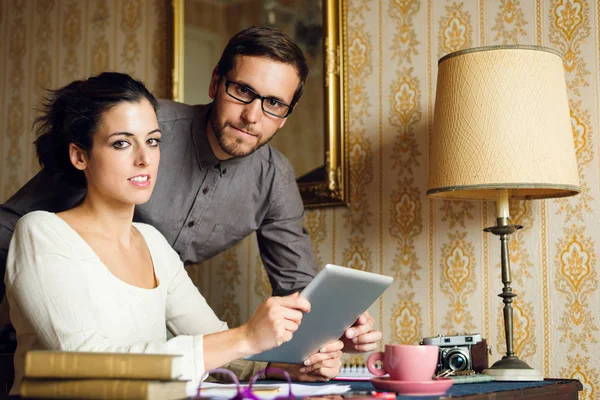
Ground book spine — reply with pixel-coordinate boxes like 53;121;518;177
24;352;174;380
20;379;150;400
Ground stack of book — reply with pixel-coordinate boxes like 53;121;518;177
20;350;187;400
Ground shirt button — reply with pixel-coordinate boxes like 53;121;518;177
188;221;194;227
222;168;227;174
200;161;207;168
202;187;209;195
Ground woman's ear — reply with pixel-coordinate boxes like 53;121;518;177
68;143;88;171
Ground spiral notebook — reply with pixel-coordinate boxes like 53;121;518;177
334;364;384;381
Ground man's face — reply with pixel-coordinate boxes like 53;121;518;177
207;55;300;160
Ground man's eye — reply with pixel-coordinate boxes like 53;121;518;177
237;85;251;94
112;140;129;149
267;99;283;108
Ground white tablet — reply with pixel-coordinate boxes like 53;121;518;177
245;264;394;364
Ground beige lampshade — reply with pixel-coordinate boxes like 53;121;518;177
427;45;580;200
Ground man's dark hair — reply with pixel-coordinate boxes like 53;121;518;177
34;72;158;188
216;26;309;107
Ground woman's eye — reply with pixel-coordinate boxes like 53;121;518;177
112;140;130;149
147;138;161;147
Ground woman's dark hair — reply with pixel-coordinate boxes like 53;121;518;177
34;72;158;188
216;26;309;107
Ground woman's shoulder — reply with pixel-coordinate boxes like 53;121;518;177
16;210;60;231
11;211;74;254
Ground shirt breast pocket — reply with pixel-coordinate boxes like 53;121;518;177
202;223;252;258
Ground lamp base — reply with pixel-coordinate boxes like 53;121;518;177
482;356;544;381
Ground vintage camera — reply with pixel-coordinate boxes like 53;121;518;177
421;333;490;373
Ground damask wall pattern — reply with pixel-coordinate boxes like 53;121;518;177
0;0;172;203
0;1;599;398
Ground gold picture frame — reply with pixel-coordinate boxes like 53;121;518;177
171;0;348;208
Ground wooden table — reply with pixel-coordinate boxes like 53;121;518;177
439;379;582;399
347;378;583;400
2;376;583;399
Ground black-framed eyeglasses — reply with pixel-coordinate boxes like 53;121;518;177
195;367;295;400
224;79;293;118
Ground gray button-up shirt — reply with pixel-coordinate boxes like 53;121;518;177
0;100;317;300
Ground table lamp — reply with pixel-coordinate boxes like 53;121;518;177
427;45;580;381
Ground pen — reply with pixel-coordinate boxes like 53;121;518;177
251;388;283;395
200;385;282;394
343;391;395;400
372;392;395;400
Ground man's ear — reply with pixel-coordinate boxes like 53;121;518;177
278;97;299;129
68;143;88;171
278;102;297;129
208;67;220;99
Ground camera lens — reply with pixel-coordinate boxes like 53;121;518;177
446;350;468;371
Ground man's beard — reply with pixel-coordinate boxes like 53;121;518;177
209;107;277;158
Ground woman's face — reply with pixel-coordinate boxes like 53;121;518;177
72;99;161;207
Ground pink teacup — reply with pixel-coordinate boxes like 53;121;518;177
367;344;439;381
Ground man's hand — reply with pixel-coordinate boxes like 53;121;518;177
267;340;343;382
341;311;382;353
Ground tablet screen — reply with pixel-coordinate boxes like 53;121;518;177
245;264;394;363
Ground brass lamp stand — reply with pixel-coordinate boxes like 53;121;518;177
481;191;542;381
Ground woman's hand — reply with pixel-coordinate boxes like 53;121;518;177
267;340;344;382
241;292;311;354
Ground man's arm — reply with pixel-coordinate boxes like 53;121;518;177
0;225;10;302
255;159;317;296
255;154;382;353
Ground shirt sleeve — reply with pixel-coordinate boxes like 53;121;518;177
209;359;269;382
160;232;228;336
256;159;318;296
5;214;205;382
0;223;12;301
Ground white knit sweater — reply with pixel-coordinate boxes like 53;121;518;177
5;211;228;394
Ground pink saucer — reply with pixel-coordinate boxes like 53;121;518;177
371;377;453;396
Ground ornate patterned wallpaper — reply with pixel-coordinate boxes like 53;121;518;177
190;2;600;398
0;1;598;398
0;0;172;202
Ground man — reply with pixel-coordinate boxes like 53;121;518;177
0;27;381;356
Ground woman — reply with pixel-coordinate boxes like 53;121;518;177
5;72;342;394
